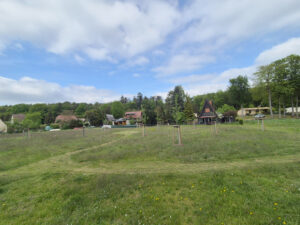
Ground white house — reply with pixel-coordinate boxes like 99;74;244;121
0;119;7;133
285;107;300;114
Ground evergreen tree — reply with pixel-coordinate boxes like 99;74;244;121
184;96;194;123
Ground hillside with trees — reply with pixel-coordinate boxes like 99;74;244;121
0;55;299;130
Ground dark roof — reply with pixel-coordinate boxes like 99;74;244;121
106;114;115;121
199;100;217;118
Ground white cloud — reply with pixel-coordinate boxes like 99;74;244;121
127;56;149;67
169;74;215;84
175;37;300;96
177;0;300;49
255;38;300;65
133;73;140;78
0;76;121;105
154;53;215;76
0;0;180;61
74;54;85;64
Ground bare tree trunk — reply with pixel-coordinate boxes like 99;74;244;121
296;95;299;118
283;102;286;118
268;88;273;118
278;98;281;119
291;97;295;117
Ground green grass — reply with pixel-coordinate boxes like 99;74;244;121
0;119;300;224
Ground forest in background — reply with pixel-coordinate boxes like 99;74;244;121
0;54;299;128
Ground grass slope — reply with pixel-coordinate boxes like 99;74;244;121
0;119;300;225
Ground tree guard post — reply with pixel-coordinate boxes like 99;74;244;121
214;121;218;135
82;126;85;137
173;125;183;146
261;119;264;131
142;124;145;137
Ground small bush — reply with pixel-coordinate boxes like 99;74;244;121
50;123;60;129
239;119;244;125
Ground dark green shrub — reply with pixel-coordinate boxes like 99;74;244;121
239;119;244;125
50;123;60;129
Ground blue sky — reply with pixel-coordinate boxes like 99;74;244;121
1;0;300;105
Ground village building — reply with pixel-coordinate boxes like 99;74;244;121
198;100;218;124
114;118;126;126
11;114;26;124
0;119;7;133
106;114;115;125
55;114;78;123
125;111;142;123
237;107;270;116
285;107;300;114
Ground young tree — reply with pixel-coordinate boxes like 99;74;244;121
23;112;42;129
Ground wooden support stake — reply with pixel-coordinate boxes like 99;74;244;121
173;125;183;145
142;125;145;137
261;119;264;131
82;126;85;136
214;121;218;135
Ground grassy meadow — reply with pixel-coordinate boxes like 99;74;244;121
0;119;300;225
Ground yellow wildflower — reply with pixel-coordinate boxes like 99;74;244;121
274;203;278;206
249;212;253;215
199;208;202;211
278;217;281;220
283;221;286;224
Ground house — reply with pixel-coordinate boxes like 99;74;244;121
125;111;142;121
237;107;269;116
198;100;218;124
55;114;78;123
11;114;26;124
106;114;115;125
114;118;126;126
285;107;300;114
0;119;7;133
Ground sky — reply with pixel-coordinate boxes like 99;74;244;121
1;0;300;105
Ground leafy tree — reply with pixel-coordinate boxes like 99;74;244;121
75;103;88;117
254;65;275;117
217;104;236;114
85;109;104;126
142;97;157;125
23;112;42;129
111;101;125;119
228;75;252;114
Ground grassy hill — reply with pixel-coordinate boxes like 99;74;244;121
0;119;300;224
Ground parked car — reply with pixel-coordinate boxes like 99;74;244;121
254;114;265;119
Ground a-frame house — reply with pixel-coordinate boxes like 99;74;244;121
198;100;218;124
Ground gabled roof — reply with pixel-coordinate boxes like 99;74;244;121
125;111;142;119
106;114;115;121
12;114;26;122
0;119;7;133
55;115;78;123
199;100;217;118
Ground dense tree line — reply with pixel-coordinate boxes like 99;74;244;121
0;55;299;129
